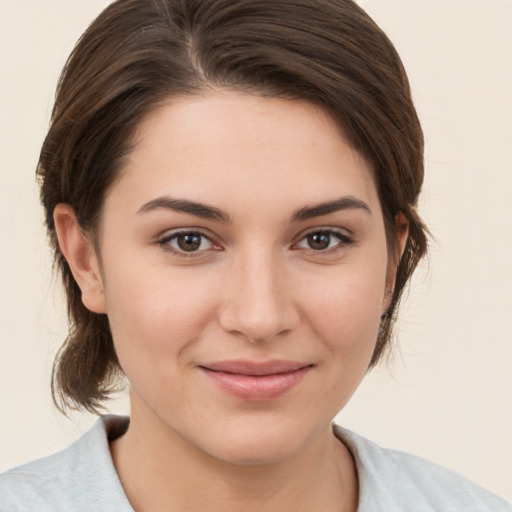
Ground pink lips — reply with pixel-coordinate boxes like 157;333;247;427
198;360;312;401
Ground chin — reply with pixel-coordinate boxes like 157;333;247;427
211;439;302;467
195;415;324;467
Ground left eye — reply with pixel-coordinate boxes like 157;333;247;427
296;230;347;251
161;232;214;253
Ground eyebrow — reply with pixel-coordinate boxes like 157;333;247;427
291;196;372;222
137;195;371;223
137;197;231;223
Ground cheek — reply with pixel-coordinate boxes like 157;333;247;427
300;269;386;408
102;263;220;372
299;262;387;356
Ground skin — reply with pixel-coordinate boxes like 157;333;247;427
54;91;408;512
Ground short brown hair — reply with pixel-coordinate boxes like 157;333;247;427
39;0;427;413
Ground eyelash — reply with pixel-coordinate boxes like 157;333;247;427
157;228;354;257
294;229;354;253
157;230;218;257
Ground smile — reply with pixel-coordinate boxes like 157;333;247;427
198;360;313;401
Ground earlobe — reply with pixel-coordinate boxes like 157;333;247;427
383;212;409;311
53;204;107;314
394;212;409;263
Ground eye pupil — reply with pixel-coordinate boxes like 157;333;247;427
307;232;330;250
177;233;202;251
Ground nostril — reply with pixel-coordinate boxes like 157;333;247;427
218;308;298;344
218;260;300;342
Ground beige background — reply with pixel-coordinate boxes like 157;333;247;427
1;0;511;501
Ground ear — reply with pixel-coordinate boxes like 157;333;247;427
383;212;409;311
53;204;107;314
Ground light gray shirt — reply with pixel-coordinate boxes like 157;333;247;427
1;415;510;511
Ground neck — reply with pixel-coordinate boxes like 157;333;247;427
111;407;358;512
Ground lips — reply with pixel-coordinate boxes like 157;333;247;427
198;360;312;401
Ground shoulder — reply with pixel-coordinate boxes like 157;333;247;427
334;425;512;512
0;415;132;512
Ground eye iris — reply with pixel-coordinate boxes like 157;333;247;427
307;232;331;250
177;233;202;251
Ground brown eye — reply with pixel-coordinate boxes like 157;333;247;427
296;229;352;252
176;233;202;252
306;232;331;250
160;231;215;254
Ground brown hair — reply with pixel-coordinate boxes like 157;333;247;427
39;0;428;413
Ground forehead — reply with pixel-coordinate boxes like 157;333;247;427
109;91;380;218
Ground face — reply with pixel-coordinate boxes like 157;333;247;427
82;92;401;464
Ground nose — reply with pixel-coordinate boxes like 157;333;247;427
218;248;299;343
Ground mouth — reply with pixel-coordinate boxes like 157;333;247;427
198;360;313;401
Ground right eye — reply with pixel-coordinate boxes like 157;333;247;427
158;231;217;256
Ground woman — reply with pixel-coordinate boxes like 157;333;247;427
1;0;510;510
